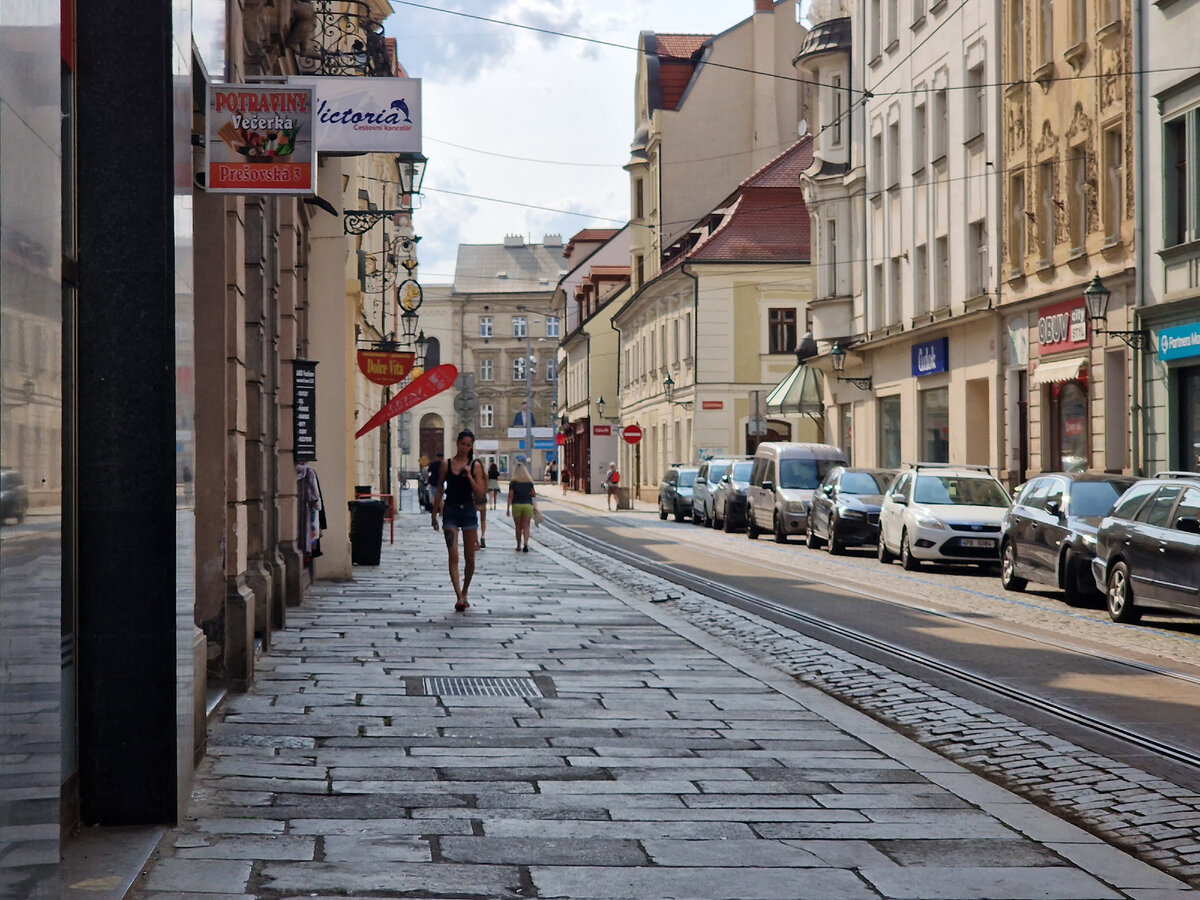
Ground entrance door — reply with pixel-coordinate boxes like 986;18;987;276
1179;365;1200;472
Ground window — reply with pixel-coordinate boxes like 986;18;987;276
914;243;929;314
913;101;927;172
672;318;680;362
546;316;559;337
1068;147;1087;252
870;0;881;57
634;178;645;219
546;359;556;382
969;220;988;297
1010;173;1027;269
1142;487;1183;528
1038;160;1056;262
513;316;527;338
480;316;493;338
1071;0;1086;46
913;0;925;22
887;0;898;46
479;403;494;429
935;235;949;309
1008;0;1025;79
1103;128;1123;242
831;75;844;145
513;357;527;381
634;254;645;288
769;308;797;353
889;257;903;324
479;358;494;382
873;263;886;328
933;87;948;160
1165;113;1193;247
880;396;902;469
684;313;692;358
966;65;985;140
826;219;840;296
1039;0;1053;64
872;128;885;191
888;120;901;188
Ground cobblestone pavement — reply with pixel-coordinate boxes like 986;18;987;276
130;502;1194;899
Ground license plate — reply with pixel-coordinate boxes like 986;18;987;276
961;538;994;549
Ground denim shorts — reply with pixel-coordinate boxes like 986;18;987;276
441;503;479;531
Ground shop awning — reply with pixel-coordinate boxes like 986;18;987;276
765;363;825;416
1030;356;1087;387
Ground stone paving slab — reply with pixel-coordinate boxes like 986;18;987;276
128;514;1198;899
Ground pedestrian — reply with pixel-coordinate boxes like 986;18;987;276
476;479;488;550
431;431;487;612
604;461;620;511
506;461;537;552
561;464;571;495
487;460;501;510
546;458;559;484
424;452;443;512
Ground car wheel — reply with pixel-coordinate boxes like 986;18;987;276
746;513;760;540
900;531;920;570
828;517;845;555
877;534;894;564
773;513;788;543
1000;541;1027;592
1106;561;1141;624
693;504;704;526
1061;550;1092;607
724;510;736;533
658;500;668;521
805;518;823;549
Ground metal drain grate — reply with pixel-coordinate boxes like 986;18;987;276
421;676;544;698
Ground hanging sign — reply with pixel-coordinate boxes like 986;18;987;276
293;359;318;462
355;364;457;439
206;84;315;194
289;76;422;154
357;349;415;386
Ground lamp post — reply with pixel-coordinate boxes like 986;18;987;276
830;341;874;391
1082;274;1149;350
523;332;536;478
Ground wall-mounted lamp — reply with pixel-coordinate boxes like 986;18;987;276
343;153;428;234
662;373;693;410
830;341;873;391
1082;274;1151;350
595;396;620;423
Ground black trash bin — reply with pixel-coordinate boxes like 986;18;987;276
348;498;386;565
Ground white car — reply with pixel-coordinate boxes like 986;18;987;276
877;464;1012;570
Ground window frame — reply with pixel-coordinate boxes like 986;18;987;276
479;316;493;338
768;307;798;354
479;358;494;382
513;316;527;338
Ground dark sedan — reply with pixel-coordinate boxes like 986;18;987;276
1092;473;1200;624
805;467;896;553
658;466;698;522
999;472;1137;605
712;460;754;532
0;468;28;525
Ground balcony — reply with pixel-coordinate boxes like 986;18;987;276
294;0;393;77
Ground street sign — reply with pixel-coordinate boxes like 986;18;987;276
622;424;643;444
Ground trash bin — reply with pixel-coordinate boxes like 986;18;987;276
348;498;386;565
617;486;633;510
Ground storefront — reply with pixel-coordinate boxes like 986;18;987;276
1155;319;1200;472
913;338;950;464
1029;298;1091;473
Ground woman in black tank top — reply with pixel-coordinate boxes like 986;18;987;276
432;430;488;611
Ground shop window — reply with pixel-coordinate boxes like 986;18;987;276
879;395;902;469
1178;365;1200;472
1054;380;1088;472
920;386;950;463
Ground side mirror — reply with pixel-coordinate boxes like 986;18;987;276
761;480;775;492
889;493;908;506
822;484;834;496
1177;516;1200;535
1046;499;1062;517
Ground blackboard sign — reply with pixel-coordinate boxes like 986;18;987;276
294;359;318;462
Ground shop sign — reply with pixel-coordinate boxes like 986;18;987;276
356;349;415;386
206;84;315;194
593;425;612;436
1037;299;1089;355
293;359;317;462
911;337;949;377
1158;321;1200;361
355;364;457;439
702;400;724;410
291;77;422;154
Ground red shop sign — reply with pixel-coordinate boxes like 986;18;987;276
1037;299;1089;356
701;400;724;410
593;425;612;436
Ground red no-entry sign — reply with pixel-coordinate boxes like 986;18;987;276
622;424;643;444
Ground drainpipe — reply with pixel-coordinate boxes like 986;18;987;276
682;262;701;463
1131;0;1145;475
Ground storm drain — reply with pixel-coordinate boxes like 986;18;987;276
420;676;545;698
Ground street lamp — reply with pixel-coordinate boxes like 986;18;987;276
830;341;873;391
662;373;693;410
343;152;428;234
595;396;620;423
1082;274;1150;350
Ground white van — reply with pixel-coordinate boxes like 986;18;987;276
746;442;847;542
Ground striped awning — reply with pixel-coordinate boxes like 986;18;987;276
765;363;825;416
1030;356;1086;387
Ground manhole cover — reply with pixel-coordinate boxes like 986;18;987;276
421;676;544;698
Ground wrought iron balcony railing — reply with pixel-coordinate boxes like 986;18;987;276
293;0;392;77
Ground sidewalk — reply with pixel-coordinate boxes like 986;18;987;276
129;504;1192;899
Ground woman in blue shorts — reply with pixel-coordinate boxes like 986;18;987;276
432;430;488;611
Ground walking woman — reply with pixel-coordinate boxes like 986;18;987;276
506;461;537;552
431;430;488;611
487;460;501;510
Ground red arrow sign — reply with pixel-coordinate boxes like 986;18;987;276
355;364;458;439
622;424;643;445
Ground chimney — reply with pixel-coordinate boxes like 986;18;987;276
503;234;525;247
752;0;780;169
756;0;774;10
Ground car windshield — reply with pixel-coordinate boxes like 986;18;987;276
840;472;888;494
777;458;840;490
708;464;729;483
1069;481;1127;517
678;471;697;487
913;474;1009;507
731;461;753;482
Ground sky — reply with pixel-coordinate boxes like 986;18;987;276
383;1;806;284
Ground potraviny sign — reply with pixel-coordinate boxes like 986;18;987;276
206;84;315;193
290;76;421;153
355;364;456;439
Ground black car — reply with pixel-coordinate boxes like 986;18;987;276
805;467;896;553
999;472;1137;605
658;466;698;522
0;468;28;524
1092;472;1200;624
712;460;754;532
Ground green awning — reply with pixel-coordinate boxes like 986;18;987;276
765;363;825;417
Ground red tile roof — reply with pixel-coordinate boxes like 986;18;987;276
686;192;811;263
742;139;815;189
655;34;711;59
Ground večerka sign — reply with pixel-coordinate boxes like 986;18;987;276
206;84;315;194
1037;299;1089;355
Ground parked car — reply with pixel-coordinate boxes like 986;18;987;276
0;468;28;524
658;466;698;522
1092;472;1200;624
712;459;755;532
806;467;898;553
693;458;745;526
746;442;847;543
999;472;1137;605
877;463;1012;569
